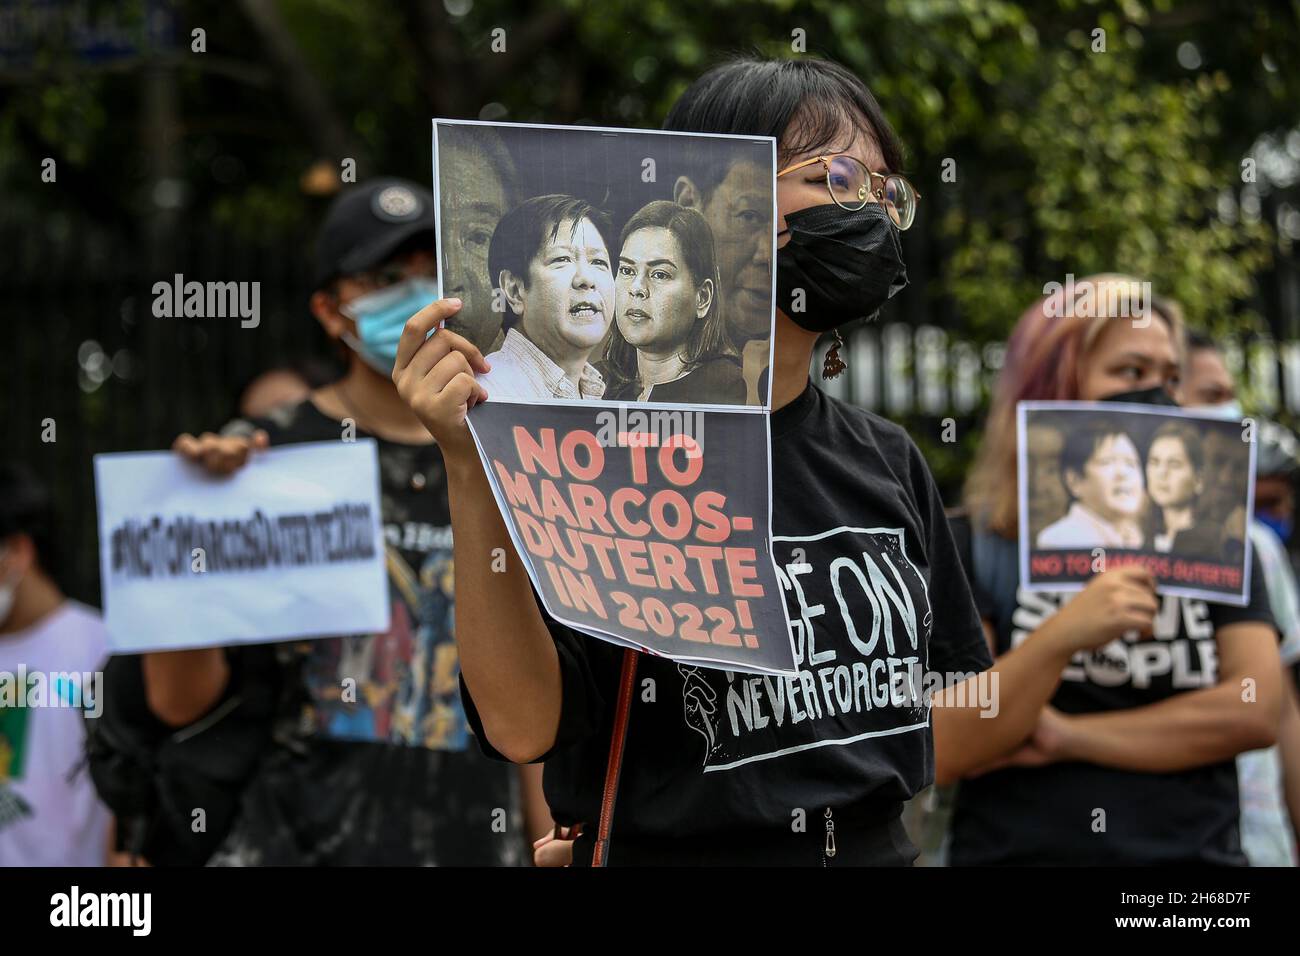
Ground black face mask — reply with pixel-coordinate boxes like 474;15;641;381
1101;385;1179;406
775;202;908;333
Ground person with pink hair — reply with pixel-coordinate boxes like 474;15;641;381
951;275;1282;865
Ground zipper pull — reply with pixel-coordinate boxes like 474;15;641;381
824;807;836;859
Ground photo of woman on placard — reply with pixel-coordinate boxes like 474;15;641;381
1144;420;1219;556
600;200;746;404
1036;418;1145;549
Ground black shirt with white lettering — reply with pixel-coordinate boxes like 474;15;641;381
461;382;992;865
948;525;1274;866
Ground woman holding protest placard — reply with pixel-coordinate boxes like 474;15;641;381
393;58;1182;867
953;275;1281;865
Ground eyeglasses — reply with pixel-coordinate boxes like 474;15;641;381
776;155;920;230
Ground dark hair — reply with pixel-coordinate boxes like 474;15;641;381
1148;421;1204;473
1185;329;1216;354
1060;420;1136;494
487;194;613;331
663;55;905;197
602;201;732;395
0;463;59;582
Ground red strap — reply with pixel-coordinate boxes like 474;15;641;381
591;648;639;867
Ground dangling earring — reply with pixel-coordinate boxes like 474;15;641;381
822;328;847;380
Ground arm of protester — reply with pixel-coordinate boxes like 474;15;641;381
393;299;564;763
533;828;577;867
140;428;266;725
142;648;231;727
519;764;555;844
1013;622;1281;773
1276;668;1300;841
934;567;1159;784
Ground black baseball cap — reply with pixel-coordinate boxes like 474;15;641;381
313;177;436;289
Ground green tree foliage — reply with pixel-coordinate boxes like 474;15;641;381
4;0;1297;494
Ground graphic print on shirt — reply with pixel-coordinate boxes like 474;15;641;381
301;530;470;751
0;704;32;831
1009;588;1219;690
680;526;934;771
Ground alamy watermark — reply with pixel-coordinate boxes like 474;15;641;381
50;886;151;936
905;666;1001;718
1042;273;1152;327
594;405;705;457
0;666;102;718
152;273;260;328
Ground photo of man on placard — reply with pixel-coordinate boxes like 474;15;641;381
1035;418;1146;550
478;194;615;401
436;124;519;353
669;141;774;404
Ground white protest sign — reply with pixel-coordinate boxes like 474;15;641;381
95;440;389;652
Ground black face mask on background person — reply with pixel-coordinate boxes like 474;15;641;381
1101;384;1179;406
775;202;908;333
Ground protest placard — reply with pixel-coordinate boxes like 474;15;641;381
1018;401;1257;604
435;118;796;673
95;440;389;651
469;400;794;672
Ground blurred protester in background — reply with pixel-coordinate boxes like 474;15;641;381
233;358;337;421
235;367;311;420
1253;420;1300;579
954;276;1281;865
1181;330;1238;408
1182;335;1300;864
1182;332;1251;563
0;464;111;866
118;178;547;865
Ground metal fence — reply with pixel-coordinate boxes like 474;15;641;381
5;216;335;608
820;320;1300;419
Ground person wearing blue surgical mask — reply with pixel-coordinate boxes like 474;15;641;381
129;179;552;867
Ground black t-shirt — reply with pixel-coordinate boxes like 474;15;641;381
948;524;1275;866
210;399;519;866
462;383;992;865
